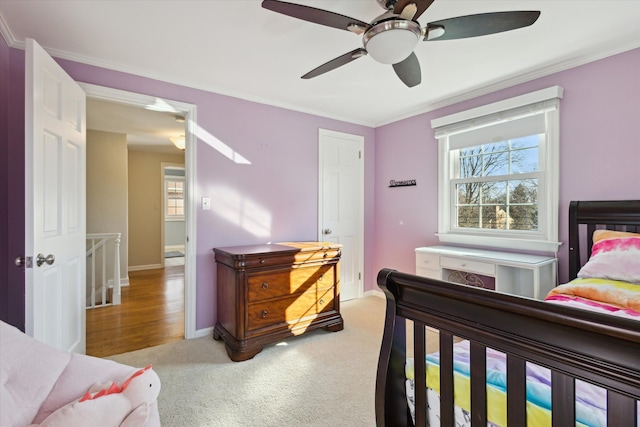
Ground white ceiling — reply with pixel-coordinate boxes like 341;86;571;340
86;98;186;153
2;0;640;130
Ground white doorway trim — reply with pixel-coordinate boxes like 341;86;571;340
79;83;198;339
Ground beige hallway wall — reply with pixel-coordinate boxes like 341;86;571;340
86;130;129;281
128;149;185;268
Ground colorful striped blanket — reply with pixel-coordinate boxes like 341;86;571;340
406;340;610;427
405;278;639;426
545;277;640;319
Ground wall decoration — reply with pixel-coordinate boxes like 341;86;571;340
389;179;417;188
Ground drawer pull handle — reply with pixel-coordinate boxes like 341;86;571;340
261;282;269;290
318;274;324;281
260;310;268;318
319;298;325;305
259;259;265;264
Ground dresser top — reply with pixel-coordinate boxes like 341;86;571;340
416;245;556;265
213;241;341;257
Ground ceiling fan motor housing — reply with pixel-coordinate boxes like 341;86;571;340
376;0;398;10
363;19;422;64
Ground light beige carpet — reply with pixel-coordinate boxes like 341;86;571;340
108;295;390;426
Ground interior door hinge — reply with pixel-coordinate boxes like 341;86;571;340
358;272;361;280
358;150;362;159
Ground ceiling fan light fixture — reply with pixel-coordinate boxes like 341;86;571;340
363;19;421;64
170;135;186;151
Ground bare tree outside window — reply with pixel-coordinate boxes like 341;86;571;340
455;136;540;231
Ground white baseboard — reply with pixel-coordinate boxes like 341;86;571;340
106;277;130;289
128;264;162;272
193;326;214;339
364;289;385;299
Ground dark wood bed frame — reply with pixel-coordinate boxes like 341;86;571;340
375;200;640;426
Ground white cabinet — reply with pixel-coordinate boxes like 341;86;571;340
415;245;557;300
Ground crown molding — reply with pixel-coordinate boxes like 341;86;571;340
2;6;637;129
374;39;640;127
2;34;375;127
0;12;17;47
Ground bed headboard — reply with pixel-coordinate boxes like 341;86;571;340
568;200;640;280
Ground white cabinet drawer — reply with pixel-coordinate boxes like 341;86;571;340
415;252;440;271
440;256;495;276
416;267;441;280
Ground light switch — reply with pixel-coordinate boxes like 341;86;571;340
202;197;211;210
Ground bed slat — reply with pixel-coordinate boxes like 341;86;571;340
607;390;637;425
551;370;575;424
506;354;527;425
470;341;487;426
439;331;455;427
414;322;427;427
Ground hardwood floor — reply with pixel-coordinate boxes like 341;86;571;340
86;264;185;357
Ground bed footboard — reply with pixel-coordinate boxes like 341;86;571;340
375;268;640;427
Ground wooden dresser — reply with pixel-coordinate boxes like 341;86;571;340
212;242;343;361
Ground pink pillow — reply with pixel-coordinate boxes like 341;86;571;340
577;231;640;284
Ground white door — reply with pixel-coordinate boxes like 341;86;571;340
25;39;87;353
318;129;364;301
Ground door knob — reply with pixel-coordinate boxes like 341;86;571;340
36;253;55;267
323;228;332;235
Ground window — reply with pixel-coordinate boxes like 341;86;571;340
165;177;185;221
432;86;563;253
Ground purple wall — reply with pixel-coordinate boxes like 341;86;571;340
1;50;376;331
0;35;8;325
0;36;26;330
373;48;640;284
2;41;638;333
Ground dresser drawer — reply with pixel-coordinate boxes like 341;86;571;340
247;265;334;302
247;287;336;331
240;248;341;269
440;256;495;276
416;252;440;271
292;248;341;264
240;253;297;269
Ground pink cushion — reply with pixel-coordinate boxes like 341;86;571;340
0;321;160;426
577;231;640;284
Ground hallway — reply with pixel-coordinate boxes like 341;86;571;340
86;265;185;357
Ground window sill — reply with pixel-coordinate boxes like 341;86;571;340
165;217;185;222
436;233;561;254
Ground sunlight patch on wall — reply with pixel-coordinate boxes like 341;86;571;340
214;185;271;238
144;98;181;113
196;125;251;165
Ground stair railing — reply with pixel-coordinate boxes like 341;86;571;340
86;233;122;308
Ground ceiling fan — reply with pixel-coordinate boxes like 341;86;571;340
262;0;540;87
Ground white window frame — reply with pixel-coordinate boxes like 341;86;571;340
432;86;563;253
165;175;185;221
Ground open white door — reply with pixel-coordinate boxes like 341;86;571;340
25;39;86;353
318;129;364;301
